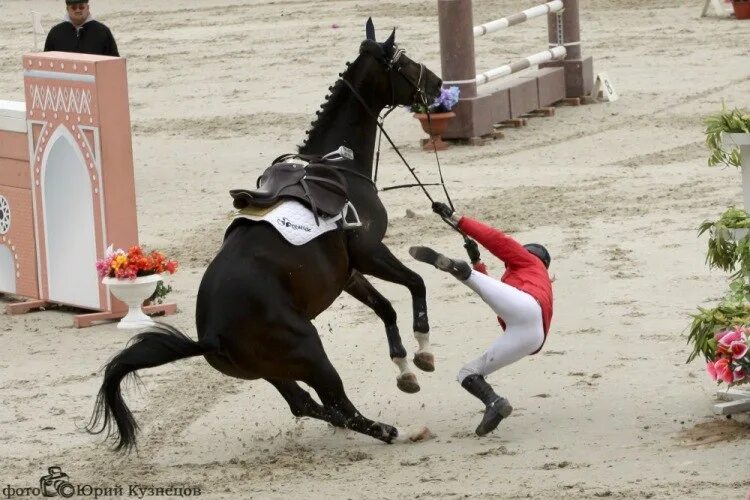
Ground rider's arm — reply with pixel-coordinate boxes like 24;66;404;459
457;223;487;274
457;216;536;268
472;260;488;275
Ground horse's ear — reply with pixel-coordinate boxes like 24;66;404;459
365;17;376;41
382;28;396;54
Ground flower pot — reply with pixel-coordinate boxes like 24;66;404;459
732;0;750;19
414;112;455;151
102;274;162;329
722;133;750;210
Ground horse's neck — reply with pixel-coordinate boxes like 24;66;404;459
299;69;384;178
300;95;380;173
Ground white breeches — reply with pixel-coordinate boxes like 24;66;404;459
457;270;545;383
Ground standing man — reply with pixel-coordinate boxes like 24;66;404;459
44;1;119;57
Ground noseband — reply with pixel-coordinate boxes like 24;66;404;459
389;47;428;109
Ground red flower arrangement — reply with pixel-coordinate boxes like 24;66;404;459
96;245;178;280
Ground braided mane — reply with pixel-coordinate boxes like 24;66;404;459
298;60;359;153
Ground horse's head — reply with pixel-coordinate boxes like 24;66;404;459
357;18;442;110
298;19;443;162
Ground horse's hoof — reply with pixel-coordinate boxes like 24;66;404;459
376;423;398;444
396;372;420;393
413;352;435;372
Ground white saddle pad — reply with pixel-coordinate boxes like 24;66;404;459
232;199;342;246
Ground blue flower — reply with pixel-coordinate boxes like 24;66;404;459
409;85;460;113
430;86;460;112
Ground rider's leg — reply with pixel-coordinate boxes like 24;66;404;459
457;271;544;435
460;270;544;343
409;246;471;280
410;245;545;435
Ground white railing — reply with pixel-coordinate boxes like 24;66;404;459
473;0;564;37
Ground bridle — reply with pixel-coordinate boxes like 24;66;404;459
390;46;429;112
338;45;458;224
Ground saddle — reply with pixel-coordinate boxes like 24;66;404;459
230;155;349;226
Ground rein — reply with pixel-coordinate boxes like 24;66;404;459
372;105;441;192
340;78;457;208
339;76;468;238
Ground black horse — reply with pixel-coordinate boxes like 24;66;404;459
87;19;442;449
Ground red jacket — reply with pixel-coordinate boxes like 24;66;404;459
458;217;553;337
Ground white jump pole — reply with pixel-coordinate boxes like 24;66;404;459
471;46;567;86
473;0;564;37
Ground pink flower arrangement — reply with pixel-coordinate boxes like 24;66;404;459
706;326;750;386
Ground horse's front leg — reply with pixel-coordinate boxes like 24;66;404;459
345;271;420;393
350;242;434;372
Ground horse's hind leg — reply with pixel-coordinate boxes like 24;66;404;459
345;271;420;394
350;242;434;372
306;356;398;443
266;378;346;427
287;318;397;443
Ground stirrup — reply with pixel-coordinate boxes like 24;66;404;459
321;145;354;162
341;201;362;229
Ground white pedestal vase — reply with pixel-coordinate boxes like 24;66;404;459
102;274;162;329
722;132;750;211
714;387;750;415
716;133;750;416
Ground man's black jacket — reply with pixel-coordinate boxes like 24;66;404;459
44;20;119;57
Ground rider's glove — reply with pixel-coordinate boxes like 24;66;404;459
432;201;454;219
464;239;481;263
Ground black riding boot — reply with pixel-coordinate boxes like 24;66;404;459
409;246;472;281
461;374;513;436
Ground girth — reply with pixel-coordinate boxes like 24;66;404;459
229;160;349;226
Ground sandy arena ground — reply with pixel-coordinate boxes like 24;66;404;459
2;0;750;498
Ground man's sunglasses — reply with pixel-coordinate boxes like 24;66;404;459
68;3;88;10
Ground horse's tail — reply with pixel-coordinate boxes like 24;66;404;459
86;323;218;452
